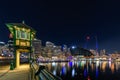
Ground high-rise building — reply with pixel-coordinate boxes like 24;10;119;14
46;41;54;48
100;49;106;56
43;41;63;57
7;33;14;52
0;41;5;55
32;39;42;57
90;49;99;56
62;45;68;53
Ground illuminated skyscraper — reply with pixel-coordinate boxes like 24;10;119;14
32;39;42;56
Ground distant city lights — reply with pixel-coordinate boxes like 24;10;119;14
72;46;76;49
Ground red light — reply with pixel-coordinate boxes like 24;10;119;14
86;36;90;40
88;76;91;80
9;33;13;38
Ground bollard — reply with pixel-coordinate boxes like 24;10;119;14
10;61;14;70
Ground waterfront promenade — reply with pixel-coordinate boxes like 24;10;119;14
0;64;30;80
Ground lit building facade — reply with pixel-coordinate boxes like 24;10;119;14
32;39;42;57
100;49;106;56
6;23;36;68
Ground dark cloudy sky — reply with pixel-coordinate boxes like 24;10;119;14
0;0;120;53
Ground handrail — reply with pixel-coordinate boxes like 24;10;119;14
31;62;62;80
41;70;55;80
42;69;56;80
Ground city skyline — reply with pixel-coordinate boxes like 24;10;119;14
0;0;120;53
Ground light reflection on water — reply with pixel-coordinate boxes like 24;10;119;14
45;61;120;80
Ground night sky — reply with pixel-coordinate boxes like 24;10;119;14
0;0;120;53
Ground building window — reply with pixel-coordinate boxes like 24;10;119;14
27;33;30;40
21;31;26;39
16;30;21;39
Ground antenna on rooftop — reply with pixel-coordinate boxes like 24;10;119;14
95;36;99;56
95;36;98;50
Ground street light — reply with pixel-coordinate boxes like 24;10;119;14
72;46;76;49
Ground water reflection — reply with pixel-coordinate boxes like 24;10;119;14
84;68;87;77
44;61;120;80
101;61;107;72
72;68;75;77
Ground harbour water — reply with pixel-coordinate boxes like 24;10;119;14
42;60;120;80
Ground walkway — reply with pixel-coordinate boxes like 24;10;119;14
0;64;30;80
